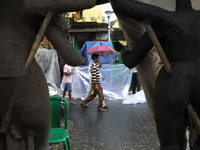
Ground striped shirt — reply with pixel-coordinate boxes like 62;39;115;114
90;62;101;84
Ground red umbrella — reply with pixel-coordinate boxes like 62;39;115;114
85;45;116;56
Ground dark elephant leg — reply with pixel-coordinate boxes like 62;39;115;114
34;136;49;150
0;62;50;150
154;67;190;150
0;133;6;149
191;137;200;150
18;63;50;150
188;70;200;150
0;118;6;149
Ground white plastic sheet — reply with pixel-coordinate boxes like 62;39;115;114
35;49;145;104
35;48;61;94
122;90;146;105
61;64;132;100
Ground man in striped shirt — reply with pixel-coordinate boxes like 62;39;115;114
84;61;103;99
80;53;109;112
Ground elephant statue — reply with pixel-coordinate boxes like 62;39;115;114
110;0;200;149
0;0;106;149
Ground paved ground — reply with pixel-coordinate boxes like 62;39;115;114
50;98;160;150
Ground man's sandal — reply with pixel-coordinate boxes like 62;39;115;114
97;108;106;112
69;101;76;105
80;103;90;110
103;105;110;108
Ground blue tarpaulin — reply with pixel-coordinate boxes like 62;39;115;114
78;41;115;65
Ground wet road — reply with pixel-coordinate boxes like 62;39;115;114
50;98;160;150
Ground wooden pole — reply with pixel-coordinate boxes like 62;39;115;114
144;24;171;73
25;11;53;68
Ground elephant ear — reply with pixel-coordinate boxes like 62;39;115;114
110;0;163;120
116;14;162;121
45;17;84;66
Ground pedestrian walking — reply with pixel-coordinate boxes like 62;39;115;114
80;53;109;111
84;61;104;99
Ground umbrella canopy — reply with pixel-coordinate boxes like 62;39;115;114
85;45;116;56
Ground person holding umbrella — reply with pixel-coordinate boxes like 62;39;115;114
84;61;103;99
80;53;109;112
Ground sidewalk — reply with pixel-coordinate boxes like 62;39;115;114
50;98;159;150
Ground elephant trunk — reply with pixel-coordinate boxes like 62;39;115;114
45;18;85;66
